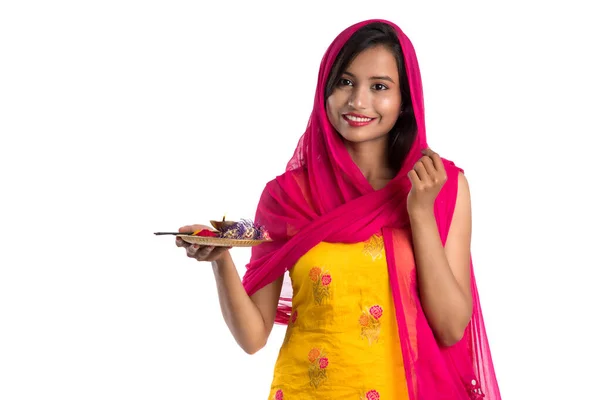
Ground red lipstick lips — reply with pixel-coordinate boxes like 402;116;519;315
342;112;376;127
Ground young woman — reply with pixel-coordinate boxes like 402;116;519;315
176;19;500;400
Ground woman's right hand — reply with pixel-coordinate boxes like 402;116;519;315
175;224;231;262
176;224;283;354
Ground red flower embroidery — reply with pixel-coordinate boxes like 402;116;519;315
274;389;283;400
369;305;383;320
321;274;332;286
319;357;329;369
366;390;380;400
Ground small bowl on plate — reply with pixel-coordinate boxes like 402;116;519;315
210;220;238;232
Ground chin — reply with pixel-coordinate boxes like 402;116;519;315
338;128;386;144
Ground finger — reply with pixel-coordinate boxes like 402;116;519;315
175;236;188;248
431;153;445;172
195;246;215;260
407;169;419;186
178;224;209;234
414;161;432;184
179;225;193;233
186;244;201;257
420;156;437;177
421;147;438;159
422;148;444;171
176;236;193;247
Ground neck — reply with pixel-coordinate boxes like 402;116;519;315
344;138;395;190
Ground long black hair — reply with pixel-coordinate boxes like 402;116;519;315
325;22;417;172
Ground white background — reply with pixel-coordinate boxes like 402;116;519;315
1;0;598;399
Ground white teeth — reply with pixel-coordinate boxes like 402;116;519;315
345;115;373;122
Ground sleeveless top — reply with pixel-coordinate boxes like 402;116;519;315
268;233;411;399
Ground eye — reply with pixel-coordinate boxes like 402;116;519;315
338;78;353;86
373;83;388;91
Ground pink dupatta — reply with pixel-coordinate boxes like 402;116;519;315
241;19;501;400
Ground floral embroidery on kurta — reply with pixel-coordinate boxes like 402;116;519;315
309;267;331;305
361;390;381;400
308;347;328;388
269;235;411;398
359;305;383;345
363;234;384;261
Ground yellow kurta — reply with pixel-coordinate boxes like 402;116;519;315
268;233;410;400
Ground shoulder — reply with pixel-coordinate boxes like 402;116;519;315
440;157;463;176
457;170;469;193
439;157;464;194
438;159;472;241
455;171;471;210
436;157;470;221
443;159;471;221
444;157;469;199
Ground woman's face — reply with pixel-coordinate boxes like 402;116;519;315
326;45;402;145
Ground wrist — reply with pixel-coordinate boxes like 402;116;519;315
408;205;436;222
211;250;232;270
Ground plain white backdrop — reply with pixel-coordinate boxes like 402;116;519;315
1;0;599;399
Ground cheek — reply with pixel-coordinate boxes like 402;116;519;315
326;97;333;116
326;95;342;124
376;96;402;121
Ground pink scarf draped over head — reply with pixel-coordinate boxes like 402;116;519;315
241;19;500;400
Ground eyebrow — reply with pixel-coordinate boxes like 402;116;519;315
343;71;396;83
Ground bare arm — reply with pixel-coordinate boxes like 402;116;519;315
211;251;284;354
176;226;283;354
409;171;473;346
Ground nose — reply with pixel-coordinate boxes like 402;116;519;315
348;85;369;110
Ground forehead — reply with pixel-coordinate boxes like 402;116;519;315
345;45;399;76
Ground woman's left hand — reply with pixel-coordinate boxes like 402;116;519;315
407;148;447;214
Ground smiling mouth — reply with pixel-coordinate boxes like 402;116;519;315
342;113;376;127
343;113;375;122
